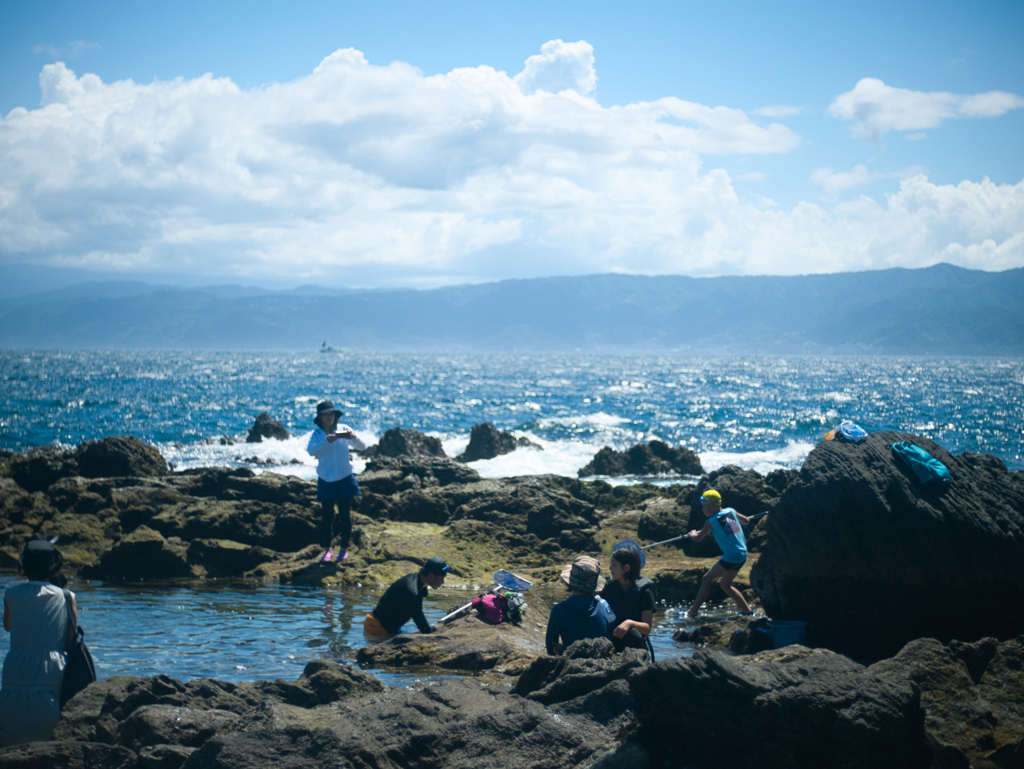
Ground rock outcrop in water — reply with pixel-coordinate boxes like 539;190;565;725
244;413;290;443
456;421;540;462
578;440;704;478
359;427;447;459
751;430;1024;658
8;435;168;492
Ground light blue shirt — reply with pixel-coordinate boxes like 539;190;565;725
709;508;747;563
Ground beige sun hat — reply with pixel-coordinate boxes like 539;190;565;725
559;556;604;593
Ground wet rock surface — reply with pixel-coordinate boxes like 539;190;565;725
356;611;549;676
751;430;1024;657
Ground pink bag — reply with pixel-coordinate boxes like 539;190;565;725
471;593;504;624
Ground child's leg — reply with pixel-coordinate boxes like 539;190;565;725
320;500;336;549
336;497;352;551
719;568;752;614
687;561;728;618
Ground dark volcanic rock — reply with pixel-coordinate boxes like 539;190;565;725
632;645;931;769
0;741;138;769
869;636;1024;768
244;413;290;443
7;445;78;492
456;422;539;462
75;436;169;479
82;526;195;580
7;436;167;493
751;431;1024;658
578;440;703;478
186;539;277;577
186;678;619;769
357;455;481;495
361;427;447;459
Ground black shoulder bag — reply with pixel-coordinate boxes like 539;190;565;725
60;588;97;709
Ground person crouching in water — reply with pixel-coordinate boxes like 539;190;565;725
601;546;655;653
685;489;753;619
545;556;615;656
364;556;451;637
307;400;366;564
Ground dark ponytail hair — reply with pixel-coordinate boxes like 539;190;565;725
611;546;642;584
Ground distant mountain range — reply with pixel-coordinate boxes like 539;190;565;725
2;264;1022;354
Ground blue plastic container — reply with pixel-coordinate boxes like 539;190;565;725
767;619;807;648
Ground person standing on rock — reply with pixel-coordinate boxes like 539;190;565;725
546;556;615;655
0;539;76;746
307;400;366;564
685;489;753;619
364;557;451;637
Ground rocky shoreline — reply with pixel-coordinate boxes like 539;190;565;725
1;428;1023;767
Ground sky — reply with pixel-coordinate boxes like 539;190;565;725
1;0;1023;294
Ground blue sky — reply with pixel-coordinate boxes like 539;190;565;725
1;0;1022;293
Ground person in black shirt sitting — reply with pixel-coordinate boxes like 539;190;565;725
600;545;655;654
364;557;450;637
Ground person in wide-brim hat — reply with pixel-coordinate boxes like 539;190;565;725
306;399;367;564
546;556;614;656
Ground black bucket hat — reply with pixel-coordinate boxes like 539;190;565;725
314;400;343;426
19;539;64;578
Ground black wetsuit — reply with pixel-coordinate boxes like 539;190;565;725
371;572;431;634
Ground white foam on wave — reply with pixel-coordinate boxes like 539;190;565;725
461;434;603;479
699;440;813;476
158;430;812;485
159;429;373;481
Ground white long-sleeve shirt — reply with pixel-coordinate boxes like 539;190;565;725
306;425;367;482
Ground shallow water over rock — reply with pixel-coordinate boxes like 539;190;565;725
0;576;711;686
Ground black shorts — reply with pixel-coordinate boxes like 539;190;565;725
717;558;746;572
317;474;360;500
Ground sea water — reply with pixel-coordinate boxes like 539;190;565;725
1;350;1022;684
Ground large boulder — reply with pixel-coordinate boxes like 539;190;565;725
631;646;934;769
751;431;1024;658
578;441;703;478
75;436;169;479
245;412;290;443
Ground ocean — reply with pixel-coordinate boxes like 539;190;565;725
2;350;1022;684
2;350;1022;474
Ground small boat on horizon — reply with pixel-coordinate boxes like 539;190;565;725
320;341;344;354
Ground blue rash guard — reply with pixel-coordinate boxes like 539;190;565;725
708;508;747;563
545;593;613;655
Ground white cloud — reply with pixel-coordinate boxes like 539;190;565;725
513;39;596;96
0;45;1022;286
828;77;1024;145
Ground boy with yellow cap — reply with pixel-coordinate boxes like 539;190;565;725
684;489;753;619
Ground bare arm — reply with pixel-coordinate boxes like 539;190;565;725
688;522;712;543
65;593;78;648
611;608;654;639
734;512;751;525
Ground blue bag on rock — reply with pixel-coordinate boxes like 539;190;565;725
890;442;952;486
